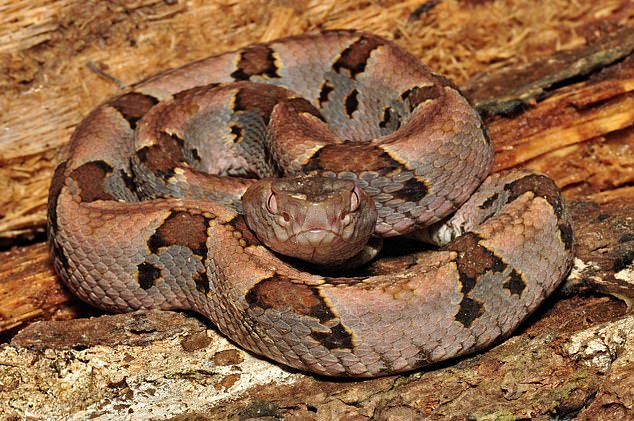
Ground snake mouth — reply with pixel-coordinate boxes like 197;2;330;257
279;227;353;264
287;228;343;248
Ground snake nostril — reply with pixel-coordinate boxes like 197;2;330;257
281;212;291;222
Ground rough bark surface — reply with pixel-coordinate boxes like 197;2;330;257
1;1;633;419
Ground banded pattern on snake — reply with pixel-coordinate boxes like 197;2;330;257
47;30;574;377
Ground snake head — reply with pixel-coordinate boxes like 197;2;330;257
242;176;377;266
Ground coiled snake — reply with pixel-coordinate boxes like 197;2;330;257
47;30;574;377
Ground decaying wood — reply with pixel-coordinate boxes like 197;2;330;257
463;26;634;116
484;54;634;188
4;295;629;419
0;243;88;335
569;189;634;306
1;1;634;419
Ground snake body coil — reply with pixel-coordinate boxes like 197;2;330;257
47;30;574;377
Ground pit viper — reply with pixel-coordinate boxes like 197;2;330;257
47;30;574;377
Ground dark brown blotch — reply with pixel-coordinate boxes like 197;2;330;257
232;85;323;125
137;262;161;290
231;45;280;80
119;168;139;198
445;232;507;293
445;232;507;328
307;145;428;202
503;269;526;296
136;132;187;179
148;210;213;256
504;174;563;218
310;323;354;351
455;297;484;328
389;175;429;203
333;36;383;78
478;192;499;210
245;274;354;351
190;146;201;162
147;210;214;294
322;276;369;286
504;173;573;251
69;160;115;202
344;89;359;118
246;275;324;320
232;85;291;124
303;143;401;174
401;85;442;112
230;124;244;143
378;106;400;130
110;92;159;129
318;81;334;107
432;73;460;91
193;271;210;294
172;84;220;102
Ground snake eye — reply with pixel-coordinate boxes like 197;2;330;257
350;185;361;212
266;191;278;214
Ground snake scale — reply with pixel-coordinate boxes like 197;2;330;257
47;30;574;377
